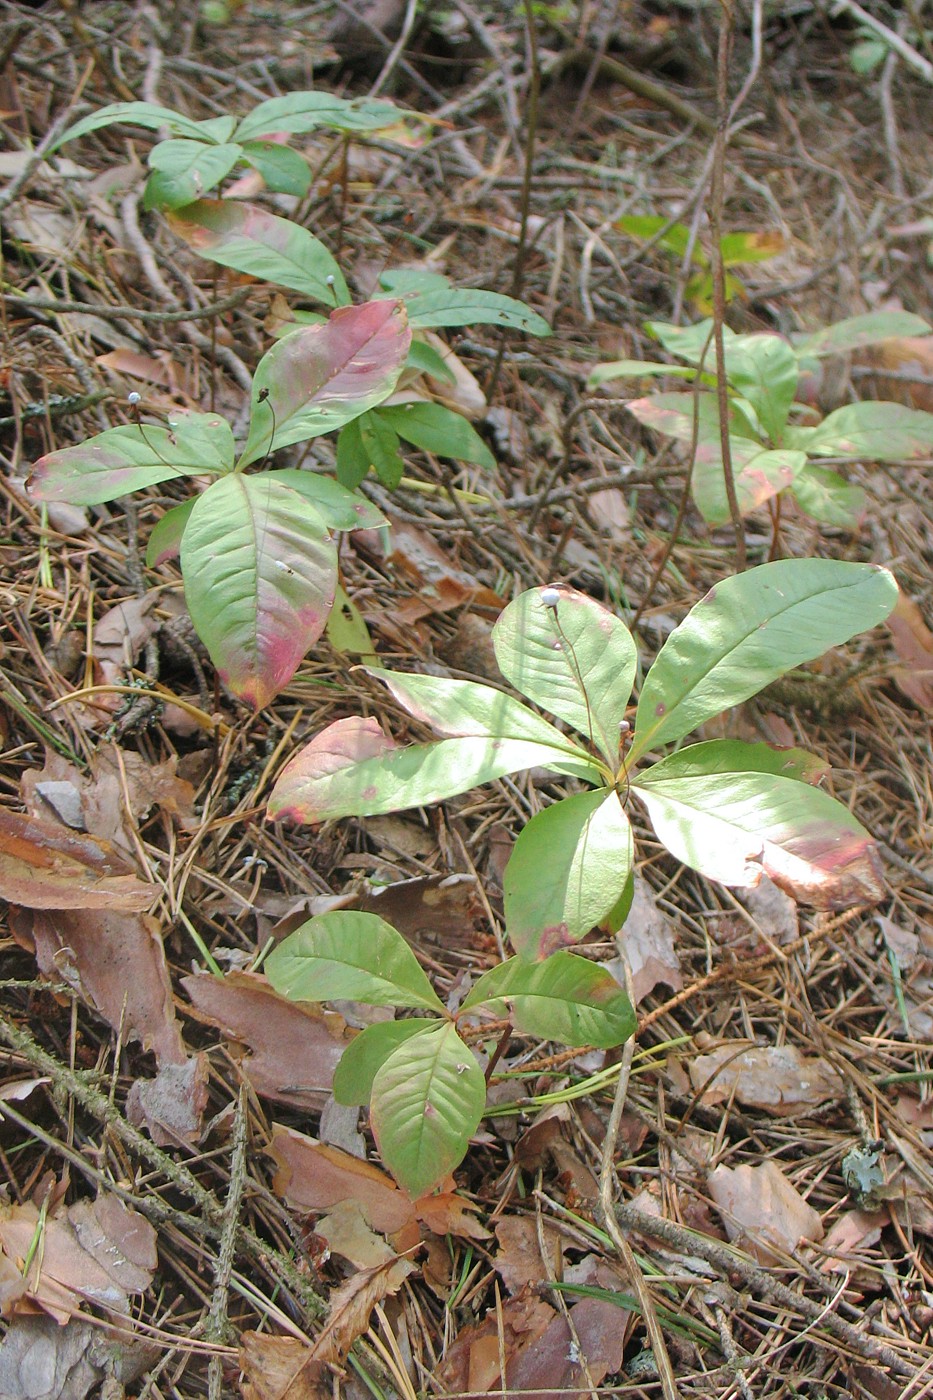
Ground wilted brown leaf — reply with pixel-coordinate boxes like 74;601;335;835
609;874;682;1003
309;1256;414;1367
708;1160;824;1264
690;1043;844;1116
0;1314;157;1400
0;1196;156;1324
13;906;185;1066
820;1209;886;1273
415;1192;489;1242
358;872;486;953
126;1054;209;1145
886;595;933;709
182;972;349;1110
494;1214;564;1294
239;1333;324;1400
316;1201;397;1269
269;1129;415;1237
354;517;503;627
0;808;157;911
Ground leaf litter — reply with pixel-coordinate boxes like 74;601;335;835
2;5;933;1396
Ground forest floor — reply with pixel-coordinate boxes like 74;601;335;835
2;2;933;1397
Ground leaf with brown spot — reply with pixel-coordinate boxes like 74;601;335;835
182;971;348;1109
0;809;157;910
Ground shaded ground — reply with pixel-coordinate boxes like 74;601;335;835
1;2;933;1397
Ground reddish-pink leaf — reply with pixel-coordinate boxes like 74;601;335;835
267;717;396;823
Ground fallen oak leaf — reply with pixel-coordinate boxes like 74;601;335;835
0;808;157;910
689;1043;844;1116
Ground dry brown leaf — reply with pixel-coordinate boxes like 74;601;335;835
358;873;486;954
708;1160;824;1264
885;595;933;709
315;1201;396;1270
239;1332;325;1400
0;1314;157;1400
740;874;799;946
690;1043;843;1116
414;1192;489;1242
13;906;185;1066
494;1215;564;1295
126;1054;209;1145
437;1291;554;1396
268;1129;415;1237
355;518;503;625
856;336;933;412
0;1196;156;1324
0;808;157;911
182;972;349;1110
820;1209;886;1272
609;874;683;1002
308;1256;414;1367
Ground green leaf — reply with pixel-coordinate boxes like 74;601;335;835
367;668;599;777
646;319;723;364
629;560;899;762
379;269;452;296
239;301;411;467
326;585;377;661
796;312;931;358
790;464;867;528
633;740;885;908
240;140;312;196
146;497;196;567
587;359;703;390
625;390;761;446
693;448;807;527
723;334;799;443
503;789;633;959
616;215;696;262
336;411;405;489
181;474;337;710
266;716;593;824
605;869;635;934
168;199;349;307
143;140;242;210
718;230;784;266
334;1020;437;1105
28;409;235;506
52;101;217;149
265;910;445;1012
804;401;933;462
407;290;550;335
235;92;410;142
492;583;637;766
406;339;456;383
266;469;387;531
374;403;495;469
370;1021;485;1197
463;952;636;1049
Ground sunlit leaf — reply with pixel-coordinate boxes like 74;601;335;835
53;101;220;148
143;139;242;209
625;390;761;446
326;586;377;661
795;312;931;359
234;91;411;142
790;464;867;528
463;952;635;1048
266;717;588;824
503;789;633;958
239;140;311;196
266;469;386;531
629;560;898;762
181;474;337;709
693;448;807;526
375;402;495;468
334;1020;437;1106
616;215;696;262
168;199;349;306
718;230;784;266
804;401;933;462
492;583;637;766
633;740;885;909
29;409;235;505
368;667;596;763
239;300;411;466
370;1021;485;1197
265;910;445;1012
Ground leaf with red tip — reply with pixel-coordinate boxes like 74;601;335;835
168;198;349;305
238;300;411;467
181;474;337;709
29;409;235;506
